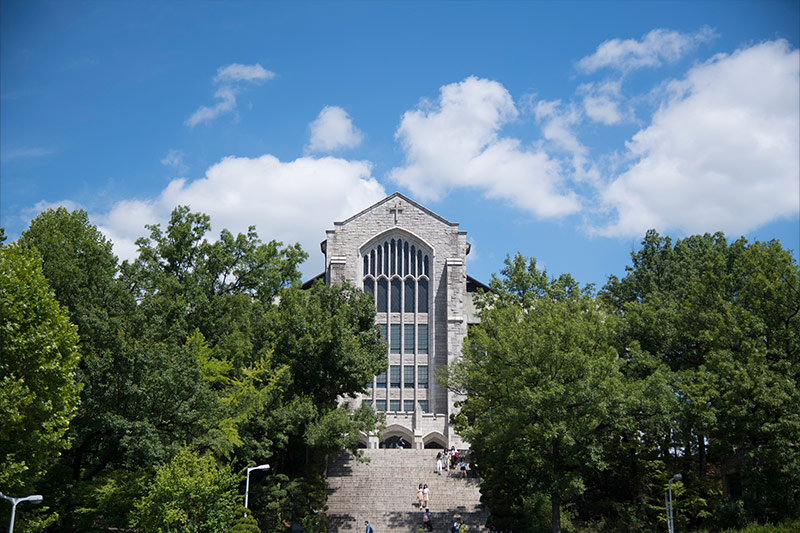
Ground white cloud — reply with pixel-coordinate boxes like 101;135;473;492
577;27;716;74
161;149;188;173
186;63;273;127
578;80;628;125
96;154;386;276
307;106;364;153
213;63;274;84
597;40;800;237
389;76;580;218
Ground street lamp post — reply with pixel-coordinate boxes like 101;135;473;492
666;474;682;533
244;464;270;515
0;492;44;533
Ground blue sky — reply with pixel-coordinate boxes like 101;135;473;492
2;1;798;288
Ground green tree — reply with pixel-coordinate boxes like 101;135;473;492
0;244;81;491
132;447;239;532
601;231;800;527
446;255;643;533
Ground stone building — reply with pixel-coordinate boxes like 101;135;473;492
307;192;485;450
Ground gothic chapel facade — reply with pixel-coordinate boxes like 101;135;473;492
312;193;483;450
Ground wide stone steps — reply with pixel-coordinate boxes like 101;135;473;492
326;449;487;532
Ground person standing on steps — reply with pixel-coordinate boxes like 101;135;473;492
422;483;430;508
417;483;424;508
459;459;467;479
435;452;443;475
365;520;373;533
422;508;433;532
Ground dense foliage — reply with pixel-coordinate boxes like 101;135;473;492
447;235;800;532
3;207;385;532
4;205;798;532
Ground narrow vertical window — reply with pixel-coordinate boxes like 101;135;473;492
390;365;401;388
390;399;401;412
418;324;428;354
384;242;389;274
376;399;387;411
370;250;375;276
376;371;387;389
417;250;422;275
418;365;428;388
418;279;428;313
390;239;396;276
363;254;369;276
404;241;409;276
379;324;387;343
391;278;402;312
364;278;374;296
390;324;401;353
377;278;388;312
376;246;382;276
411;246;416;276
404;364;415;388
418;400;429;413
404;400;414;412
404;324;415;353
404;278;415;312
424;255;429;276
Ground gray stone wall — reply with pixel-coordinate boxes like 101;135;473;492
323;193;468;448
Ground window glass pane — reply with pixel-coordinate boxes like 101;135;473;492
419;400;428;413
404;400;414;412
377;278;388;312
418;365;428;388
418;279;428;313
363;399;372;408
418;325;428;354
384;242;389;274
391;278;401;312
390;364;401;388
390;325;401;354
376;399;386;411
404;365;415;388
370;250;375;276
390;399;401;412
404;278;415;313
379;324;387;343
424;255;429;276
404;324;414;354
364;278;374;296
376;246;382;276
404;242;409;276
363;254;368;276
376;371;387;388
411;246;416;275
391;239;396;276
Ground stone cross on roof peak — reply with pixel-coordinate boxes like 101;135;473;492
388;201;404;225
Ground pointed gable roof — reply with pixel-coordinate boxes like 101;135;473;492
335;192;459;228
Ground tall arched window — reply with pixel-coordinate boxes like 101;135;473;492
362;235;431;409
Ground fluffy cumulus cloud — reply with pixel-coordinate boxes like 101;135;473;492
598;40;800;237
390;76;580;218
307;106;364;153
578;80;628;125
97;154;386;274
186;63;274;127
577;27;716;74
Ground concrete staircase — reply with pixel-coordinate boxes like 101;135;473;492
326;449;487;532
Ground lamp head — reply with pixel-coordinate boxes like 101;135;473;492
672;474;682;481
27;495;44;504
247;464;270;473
